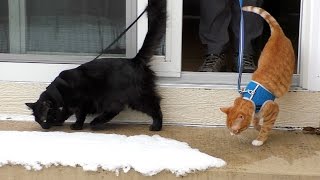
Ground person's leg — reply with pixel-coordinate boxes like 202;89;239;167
231;0;264;72
198;0;232;72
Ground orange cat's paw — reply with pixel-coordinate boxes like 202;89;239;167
252;140;264;146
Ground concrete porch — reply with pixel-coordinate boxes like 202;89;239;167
0;121;319;180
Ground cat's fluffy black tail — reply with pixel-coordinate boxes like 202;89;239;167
134;0;167;64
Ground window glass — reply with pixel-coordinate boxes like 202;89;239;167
0;0;126;56
26;0;126;55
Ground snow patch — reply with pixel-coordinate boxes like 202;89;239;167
0;131;226;176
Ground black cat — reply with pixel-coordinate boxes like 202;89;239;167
26;0;166;131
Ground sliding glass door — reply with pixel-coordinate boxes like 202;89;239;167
0;0;183;82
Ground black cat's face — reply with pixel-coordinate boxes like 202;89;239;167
26;94;57;129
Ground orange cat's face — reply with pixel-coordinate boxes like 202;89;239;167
220;97;255;135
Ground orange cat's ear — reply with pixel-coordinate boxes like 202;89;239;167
220;107;230;114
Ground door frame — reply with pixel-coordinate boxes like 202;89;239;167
299;0;320;91
137;0;182;77
159;0;320;91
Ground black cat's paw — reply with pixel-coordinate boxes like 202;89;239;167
149;124;162;131
70;123;83;130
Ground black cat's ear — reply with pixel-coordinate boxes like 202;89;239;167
25;103;35;110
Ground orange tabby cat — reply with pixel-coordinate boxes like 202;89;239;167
220;6;295;146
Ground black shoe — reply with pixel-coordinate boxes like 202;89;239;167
198;54;226;72
233;54;257;73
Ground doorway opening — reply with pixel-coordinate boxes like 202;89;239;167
181;0;301;73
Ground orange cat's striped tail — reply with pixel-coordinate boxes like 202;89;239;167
242;6;282;34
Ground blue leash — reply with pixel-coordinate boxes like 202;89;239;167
237;0;245;94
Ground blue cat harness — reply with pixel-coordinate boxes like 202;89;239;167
242;81;276;113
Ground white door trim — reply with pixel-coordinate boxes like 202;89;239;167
299;0;320;91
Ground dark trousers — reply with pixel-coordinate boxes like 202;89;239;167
199;0;264;55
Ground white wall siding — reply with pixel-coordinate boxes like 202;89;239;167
0;82;319;128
